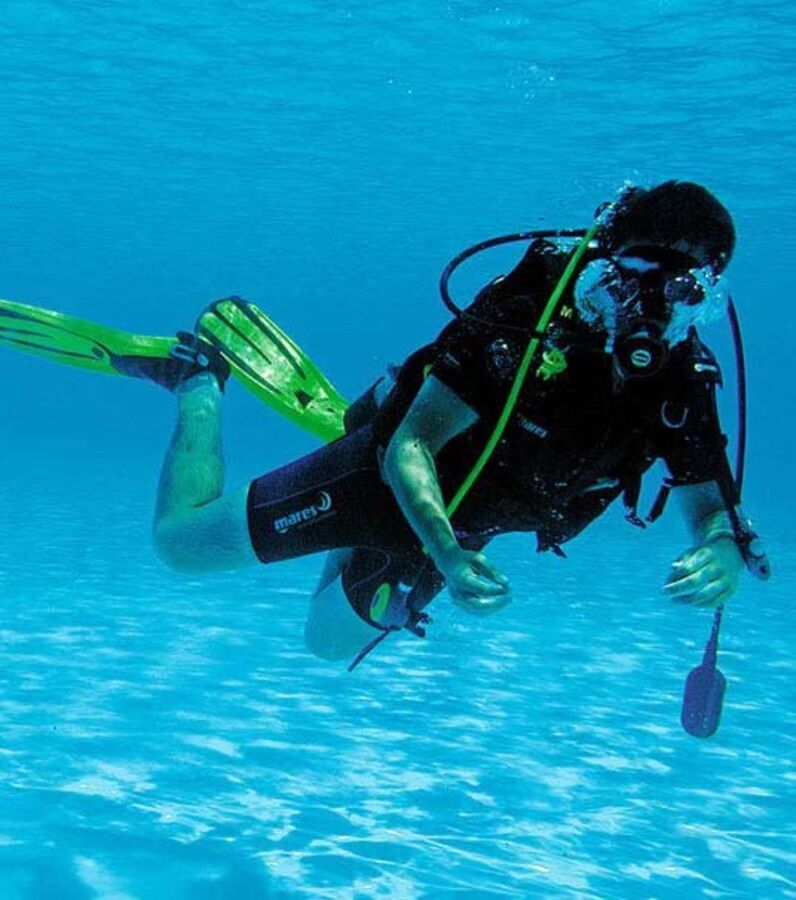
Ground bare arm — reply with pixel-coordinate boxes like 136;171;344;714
675;481;733;541
382;375;475;569
382;375;511;614
662;481;743;607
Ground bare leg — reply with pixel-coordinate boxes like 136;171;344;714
156;374;224;519
153;374;256;572
154;374;373;653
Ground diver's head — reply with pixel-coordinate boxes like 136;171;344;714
575;181;734;379
601;180;736;274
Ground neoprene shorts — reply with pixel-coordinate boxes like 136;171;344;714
246;425;418;564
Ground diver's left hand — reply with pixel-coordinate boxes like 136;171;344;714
662;536;743;607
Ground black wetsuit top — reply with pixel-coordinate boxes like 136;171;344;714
371;238;736;550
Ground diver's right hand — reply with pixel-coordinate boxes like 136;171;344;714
438;548;512;616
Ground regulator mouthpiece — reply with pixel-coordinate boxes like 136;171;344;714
613;320;669;379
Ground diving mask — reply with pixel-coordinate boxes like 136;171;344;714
573;246;729;378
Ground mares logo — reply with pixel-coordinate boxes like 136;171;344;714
273;491;333;535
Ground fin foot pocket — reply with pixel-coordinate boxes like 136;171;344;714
111;332;230;392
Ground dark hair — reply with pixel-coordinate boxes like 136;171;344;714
603;181;736;273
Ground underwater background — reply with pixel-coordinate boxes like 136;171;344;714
0;1;794;897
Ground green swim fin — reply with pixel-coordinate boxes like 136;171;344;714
0;295;349;443
196;296;348;442
0;297;177;376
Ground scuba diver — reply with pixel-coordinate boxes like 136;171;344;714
146;179;768;664
0;180;769;674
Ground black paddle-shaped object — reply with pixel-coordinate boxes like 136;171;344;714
680;299;746;738
681;606;726;736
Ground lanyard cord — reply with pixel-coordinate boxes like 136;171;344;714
444;222;601;519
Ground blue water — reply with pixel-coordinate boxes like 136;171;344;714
1;2;794;897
